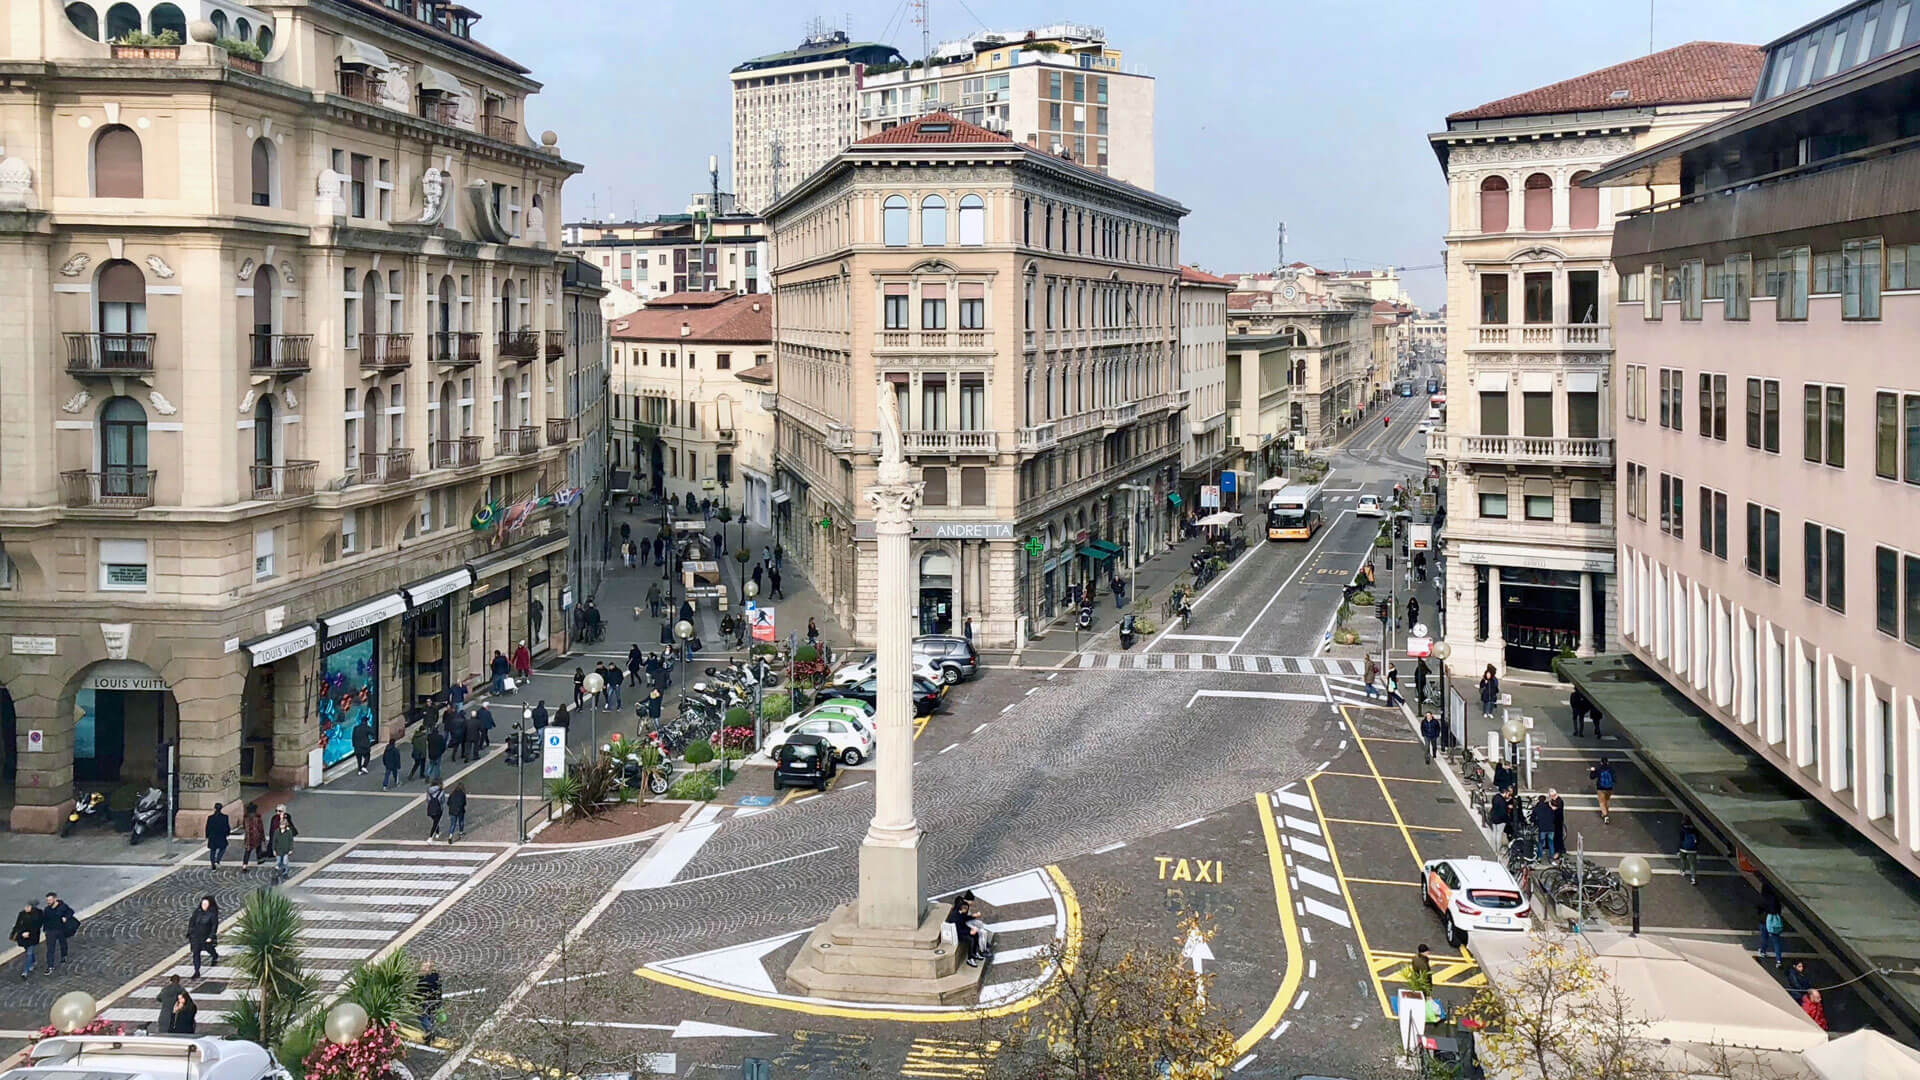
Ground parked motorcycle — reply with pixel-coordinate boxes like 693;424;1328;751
127;787;165;846
1118;615;1137;651
61;789;109;837
1076;604;1094;631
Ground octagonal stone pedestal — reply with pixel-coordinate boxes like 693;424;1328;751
784;899;987;1006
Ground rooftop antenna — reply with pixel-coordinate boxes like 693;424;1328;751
913;0;932;113
1276;221;1286;271
1648;0;1654;54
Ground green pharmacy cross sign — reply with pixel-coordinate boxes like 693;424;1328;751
819;515;833;530
1023;537;1044;557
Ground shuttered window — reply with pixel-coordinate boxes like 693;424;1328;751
93;125;143;198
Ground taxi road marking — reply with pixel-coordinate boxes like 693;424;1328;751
1370;951;1486;988
901;1037;999;1077
1155;856;1223;883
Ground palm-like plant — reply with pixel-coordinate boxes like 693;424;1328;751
339;951;422;1026
223;889;315;1049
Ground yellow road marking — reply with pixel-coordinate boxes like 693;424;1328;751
1306;774;1392;1017
901;1037;999;1076
1370;953;1486;988
777;771;838;805
1317;770;1443;785
1345;876;1421;887
1338;705;1435;866
1235;794;1306;1055
914;715;930;739
631;864;1081;1022
1321;817;1460;834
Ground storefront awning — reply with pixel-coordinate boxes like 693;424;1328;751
243;624;317;667
1167;492;1183;506
321;594;406;637
417;64;464;96
771;489;792;505
403;568;474;608
470;532;568;581
1078;541;1122;562
336;37;392;70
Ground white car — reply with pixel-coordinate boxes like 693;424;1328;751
1355;494;1385;517
762;706;874;766
1417;420;1435;434
1422;856;1531;948
829;653;944;688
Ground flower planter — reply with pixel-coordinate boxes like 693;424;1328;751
227;55;262;74
111;45;179;59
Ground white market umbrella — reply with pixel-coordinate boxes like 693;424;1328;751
1257;476;1287;492
1805;1029;1920;1080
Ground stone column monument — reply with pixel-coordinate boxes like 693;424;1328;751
786;392;983;1004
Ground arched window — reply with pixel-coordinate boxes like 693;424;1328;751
251;265;276;366
209;10;226;37
92;124;143;198
65;3;100;40
148;3;185;38
1569;170;1599;230
1523;173;1553;232
1478;176;1509;234
249;137;273;206
235;16;251;41
437;381;455;443
255;25;273;54
253;394;277;484
362;387;384;459
99;396;148;498
882;195;908;247
499;278;516;331
921;194;947;246
362;270;382;335
957;194;985;246
500;376;516;429
96;259;147;370
104;2;139;40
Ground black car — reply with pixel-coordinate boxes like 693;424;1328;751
833;675;944;716
913;635;981;684
773;733;838;791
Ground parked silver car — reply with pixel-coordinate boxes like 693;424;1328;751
913;635;980;684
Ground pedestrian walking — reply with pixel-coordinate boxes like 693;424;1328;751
1529;796;1555;859
381;738;402;790
1500;789;1522;844
1406;595;1420;628
1589;754;1616;823
628;645;644;686
417;961;444;1042
1414;657;1431;706
1570;689;1592;737
13;900;43;978
572;666;586;707
647;582;663;619
1548;789;1566;859
774;544;784;569
1785;959;1811;1003
426;725;447;782
186;895;219;978
446;710;468;764
351;718;374;775
770;567;784;599
269;805;297;881
41;893;76;973
761;544;773;567
170;988;199;1034
553;704;571;730
408;727;428;781
464;711;485;761
446;782;467;841
241;802;265;872
964;615;974;643
205;802;230;869
806;617;820;646
1492;758;1516;795
1801;989;1828;1031
752;564;763;591
157;975;183;1031
1420;712;1442;763
646;687;663;722
425;782;444;840
448;679;468;712
532;700;549;729
1386;668;1406;707
1478;664;1500;718
1678;817;1701;885
490;650;511;694
1758;884;1786;967
1364;656;1381;701
475;703;494;747
513;640;533;681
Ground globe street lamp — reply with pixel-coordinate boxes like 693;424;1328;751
48;991;96;1034
1430;639;1453;753
743;580;764;747
580;670;605;751
324;1001;369;1045
1501;715;1528;794
1617;854;1653;936
675;618;694;665
518;705;533;842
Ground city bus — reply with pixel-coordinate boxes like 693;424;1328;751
1266;482;1325;541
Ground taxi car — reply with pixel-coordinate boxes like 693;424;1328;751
1421;856;1530;948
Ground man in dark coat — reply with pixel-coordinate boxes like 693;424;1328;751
409;726;429;781
426;725;447;782
157;974;183;1031
1529;795;1557;858
474;704;495;748
205;802;231;869
381;737;403;790
446;710;468;763
463;711;485;761
41;893;76;972
351;719;374;775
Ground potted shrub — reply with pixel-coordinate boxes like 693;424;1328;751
111;28;181;59
216;35;265;72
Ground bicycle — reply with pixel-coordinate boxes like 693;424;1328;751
1553;871;1630;918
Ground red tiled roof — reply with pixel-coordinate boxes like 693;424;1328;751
734;363;774;385
611;294;772;344
1449;41;1763;121
1226;294;1256;311
853;112;1014;146
1179;265;1235;287
643;292;734;308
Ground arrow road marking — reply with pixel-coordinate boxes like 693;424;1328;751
1182;927;1216;1005
525;1018;776;1038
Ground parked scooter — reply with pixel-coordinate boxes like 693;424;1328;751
1076;604;1094;631
127;786;165;845
1118;615;1137;650
61;789;109;837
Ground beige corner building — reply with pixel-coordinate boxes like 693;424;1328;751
0;0;590;833
765;113;1188;646
1426;41;1762;676
1176;265;1233;507
1226;270;1372;449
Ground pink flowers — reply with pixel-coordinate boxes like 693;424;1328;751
301;1021;406;1080
32;1019;125;1041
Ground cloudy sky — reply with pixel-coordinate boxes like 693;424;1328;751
491;0;1836;307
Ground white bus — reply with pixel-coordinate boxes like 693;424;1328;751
1266;482;1325;541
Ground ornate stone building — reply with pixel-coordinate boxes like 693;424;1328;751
1427;41;1762;674
0;0;588;832
765;113;1188;646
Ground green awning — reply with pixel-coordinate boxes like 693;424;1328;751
1167;493;1183;506
1078;541;1121;561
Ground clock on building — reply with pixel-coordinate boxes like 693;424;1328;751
1281;284;1297;300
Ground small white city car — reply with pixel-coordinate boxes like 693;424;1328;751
11;1036;292;1080
762;705;875;766
829;652;944;688
1355;494;1385;518
1422;856;1530;948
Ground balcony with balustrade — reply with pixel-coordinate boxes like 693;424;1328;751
66;332;156;376
480;113;520;142
1470;324;1611;350
497;331;540;361
1101;401;1140;430
1439;433;1614;468
544;330;566;360
359;333;412;373
358;448;413;485
61;468;156;509
251;460;318;499
874;330;994;353
337;69;380;104
886;430;1001;455
433;331;482;367
497;425;539;456
545;417;575;447
249;333;312;375
1017;423;1057;452
433;436;482;470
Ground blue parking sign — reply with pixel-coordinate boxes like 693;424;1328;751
1220;471;1237;494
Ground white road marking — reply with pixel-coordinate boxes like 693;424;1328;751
939;742;959;754
1281;814;1323;837
1232;1054;1257;1072
1270;1019;1291;1040
1303;898;1352;928
1188;689;1327;706
1293;989;1311;1010
1295;865;1342;896
1300;927;1312;945
1174;817;1206;830
993;944;1051;964
1091;841;1127;854
987;915;1057;934
1308;959;1318;979
1274;788;1314;811
839;780;869;791
618;820;725;891
1231;508;1355;653
1001;703;1016;713
1288;836;1332;863
973;723;989;734
1162;634;1240;642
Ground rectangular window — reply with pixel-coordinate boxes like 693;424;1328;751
1843;238;1883;320
961;465;986;507
1522;391;1552;437
1658;368;1683;431
715;352;730;371
1828;529;1846;613
1569;480;1603;524
1480;274;1508;325
254;528;275;581
922;297;947;330
341;509;358;554
1724;254;1752;320
1877;546;1899;637
1681;259;1703;320
1777;247;1810;320
1908;554;1920;648
1479;490;1508;518
1626;365;1646;422
99;538;149;591
1523;272;1553;324
1662;474;1683;539
884;294;908;329
1766;509;1782;583
1568;390;1600;438
1747;378;1781;453
349;153;368;217
1523;479;1554;521
1568;270;1599;323
959;297;984;329
1711;490;1729;559
1479;391;1508;436
922;466;948;506
1806;522;1825;603
1871;390;1899;479
1827;386;1846;468
1748;504;1782;583
1645;263;1664;320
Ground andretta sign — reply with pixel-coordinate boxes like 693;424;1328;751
850;521;1016;541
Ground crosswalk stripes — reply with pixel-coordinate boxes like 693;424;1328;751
1076;652;1363;675
99;844;503;1031
1271;784;1351;929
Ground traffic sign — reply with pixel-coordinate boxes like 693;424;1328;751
1406;635;1432;658
1410;524;1433;551
541;727;566;780
1220;471;1237;495
1201;485;1220;508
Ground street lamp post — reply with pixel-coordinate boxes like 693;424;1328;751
744;580;764;749
324;1002;370;1046
1617;855;1653;936
1430;639;1454;755
518;705;532;841
1502;715;1527;789
49;991;96;1034
673;321;691;612
580;671;605;752
675;617;694;666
